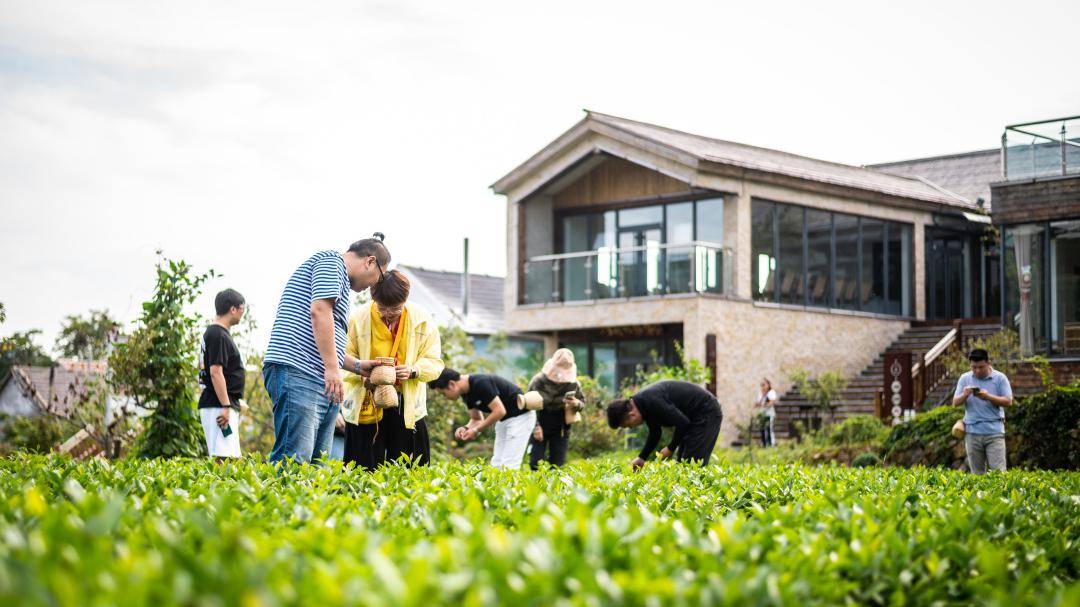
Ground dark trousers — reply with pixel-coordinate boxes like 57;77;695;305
676;413;722;466
529;410;570;469
528;428;569;469
343;404;429;471
759;416;774;447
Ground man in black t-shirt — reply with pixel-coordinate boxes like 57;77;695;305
606;380;723;468
429;368;535;469
198;289;247;458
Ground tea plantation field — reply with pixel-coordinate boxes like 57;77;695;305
2;456;1078;606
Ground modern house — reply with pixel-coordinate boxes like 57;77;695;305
491;111;1012;443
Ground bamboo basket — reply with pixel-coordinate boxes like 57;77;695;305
370;365;396;386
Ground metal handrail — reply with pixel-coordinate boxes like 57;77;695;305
527;240;728;263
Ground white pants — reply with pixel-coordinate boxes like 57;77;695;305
491;410;536;469
200;407;241;458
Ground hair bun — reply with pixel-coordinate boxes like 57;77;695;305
372;232;385;242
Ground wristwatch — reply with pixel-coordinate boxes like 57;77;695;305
353;360;362;374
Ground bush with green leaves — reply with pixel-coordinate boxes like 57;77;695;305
851;452;880;467
0;414;63;455
1007;382;1080;470
882;383;1080;471
109;255;213;459
827;414;890;447
1;455;1078;606
882;404;965;469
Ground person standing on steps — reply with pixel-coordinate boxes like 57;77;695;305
265;234;391;465
606;380;723;469
752;378;777;448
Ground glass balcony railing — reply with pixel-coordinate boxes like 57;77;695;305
521;242;733;304
1002;115;1080;181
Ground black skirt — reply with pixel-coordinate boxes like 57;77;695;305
343;404;430;471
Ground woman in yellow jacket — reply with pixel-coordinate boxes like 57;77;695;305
341;270;443;470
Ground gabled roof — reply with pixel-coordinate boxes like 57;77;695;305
397;265;505;336
493;111;977;210
4;360;106;417
867;148;1000;210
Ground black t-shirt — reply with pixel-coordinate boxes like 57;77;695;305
633;380;721;460
198;324;245;408
465;374;526;419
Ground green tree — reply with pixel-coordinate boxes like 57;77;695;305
55;309;122;360
0;330;54;378
109;255;214;458
790;368;848;426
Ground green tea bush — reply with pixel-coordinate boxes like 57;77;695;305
1;456;1078;606
827;415;890;447
881;404;965;468
882;383;1080;471
1008;383;1080;470
851;452;880;467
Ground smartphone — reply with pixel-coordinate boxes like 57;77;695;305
221;422;233;437
971;387;982;395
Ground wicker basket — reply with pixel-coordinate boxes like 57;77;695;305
517;391;543;410
369;365;397;386
374;384;399;408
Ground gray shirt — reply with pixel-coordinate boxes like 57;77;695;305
954;369;1012;435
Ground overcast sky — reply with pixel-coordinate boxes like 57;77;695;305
2;0;1077;353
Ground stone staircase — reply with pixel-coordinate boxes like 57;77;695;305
773;321;1003;440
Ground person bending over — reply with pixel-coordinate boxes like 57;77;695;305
429;368;535;469
607;380;723;469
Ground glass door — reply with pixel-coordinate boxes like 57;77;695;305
618;226;661;297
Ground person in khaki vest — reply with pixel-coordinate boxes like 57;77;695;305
527;349;584;469
341;270;443;470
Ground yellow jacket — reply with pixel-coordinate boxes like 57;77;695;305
341;301;444;429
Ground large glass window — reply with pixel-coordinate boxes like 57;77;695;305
749;199;913;316
1004;224;1047;356
1050;220;1080;356
777;204;805;305
752;201;776;301
695;198;724;244
562;215;591;301
554;196;726;301
665;202;693;294
806;209;832;307
861;218;885;313
834;213;859;310
887;223;913;316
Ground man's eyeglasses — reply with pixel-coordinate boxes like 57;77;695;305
373;257;385;283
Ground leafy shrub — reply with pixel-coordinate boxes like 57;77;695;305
881;405;965;469
0;414;64;455
2;456;1079;605
1008;382;1080;470
826;415;890;446
883;382;1080;471
851;452;880;467
789;368;848;424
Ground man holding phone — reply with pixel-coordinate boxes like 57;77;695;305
198;289;246;459
952;348;1014;474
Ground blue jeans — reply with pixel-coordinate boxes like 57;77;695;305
264;363;340;465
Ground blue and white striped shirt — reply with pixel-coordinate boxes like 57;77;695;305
265;251;351;380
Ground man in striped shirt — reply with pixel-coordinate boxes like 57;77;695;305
265;235;391;464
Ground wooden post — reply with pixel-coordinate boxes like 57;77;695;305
883;351;913;425
705;333;717;395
